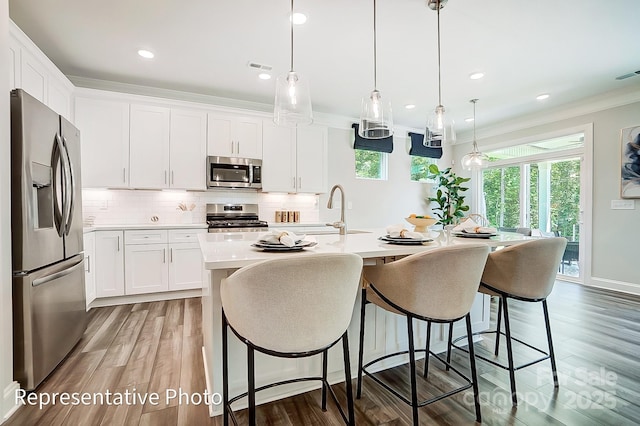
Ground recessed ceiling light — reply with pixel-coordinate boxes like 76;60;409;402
258;73;272;80
536;93;550;100
469;72;485;80
405;104;416;110
465;117;474;122
291;13;307;25
137;49;154;59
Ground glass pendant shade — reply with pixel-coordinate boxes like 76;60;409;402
461;98;488;170
274;70;313;127
424;105;455;147
461;147;489;170
359;90;393;139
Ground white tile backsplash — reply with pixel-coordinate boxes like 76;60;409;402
82;189;320;226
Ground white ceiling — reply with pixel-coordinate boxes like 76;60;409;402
9;0;640;135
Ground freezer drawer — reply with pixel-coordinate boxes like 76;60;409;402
13;255;88;390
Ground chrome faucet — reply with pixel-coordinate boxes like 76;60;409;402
326;184;347;235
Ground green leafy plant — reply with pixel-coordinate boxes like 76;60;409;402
426;164;471;225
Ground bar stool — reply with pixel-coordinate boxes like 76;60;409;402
220;253;363;426
356;244;490;425
452;237;567;405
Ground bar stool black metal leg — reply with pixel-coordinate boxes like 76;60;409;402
321;349;328;411
446;322;454;371
465;314;482;423
342;332;355;426
494;297;503;356
248;346;256;425
423;320;431;377
501;297;518;405
356;288;366;399
407;317;419;426
222;311;229;426
542;299;559;388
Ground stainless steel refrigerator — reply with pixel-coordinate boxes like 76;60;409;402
10;89;87;390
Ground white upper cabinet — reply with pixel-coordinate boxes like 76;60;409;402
129;104;171;189
262;122;296;192
19;47;47;103
9;21;74;121
130;105;207;190
169;109;207;190
207;113;262;159
296;126;328;194
8;35;19;90
75;96;131;188
262;121;328;194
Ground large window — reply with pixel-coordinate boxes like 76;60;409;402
355;150;387;180
479;132;585;279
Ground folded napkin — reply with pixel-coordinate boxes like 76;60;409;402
259;229;304;247
386;224;424;239
452;219;497;234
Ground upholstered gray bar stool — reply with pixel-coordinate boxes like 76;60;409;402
221;253;363;426
452;237;567;406
356;244;490;425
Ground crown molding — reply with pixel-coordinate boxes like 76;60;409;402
455;86;640;144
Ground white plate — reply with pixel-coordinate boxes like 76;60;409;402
252;241;317;251
379;236;432;245
452;232;496;239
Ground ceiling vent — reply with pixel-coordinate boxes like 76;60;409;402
247;62;272;71
615;69;640;80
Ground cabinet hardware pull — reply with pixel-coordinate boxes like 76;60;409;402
117;236;120;251
86;255;90;273
236;141;240;154
171;171;174;185
292;177;296;189
231;141;234;154
123;168;126;183
298;177;302;189
163;248;166;263
164;171;168;184
170;248;173;263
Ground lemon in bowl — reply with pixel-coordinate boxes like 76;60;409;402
405;216;437;232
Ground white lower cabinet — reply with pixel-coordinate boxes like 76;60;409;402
125;242;170;295
123;229;205;296
83;232;96;309
95;231;125;298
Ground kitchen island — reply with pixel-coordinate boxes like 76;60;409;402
198;229;532;416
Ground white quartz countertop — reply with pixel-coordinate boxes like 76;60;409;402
83;223;208;233
198;228;534;270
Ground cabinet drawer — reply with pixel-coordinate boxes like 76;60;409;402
168;229;206;243
124;229;168;245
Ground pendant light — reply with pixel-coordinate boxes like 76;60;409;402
461;99;489;170
424;0;455;148
358;0;393;139
274;0;313;126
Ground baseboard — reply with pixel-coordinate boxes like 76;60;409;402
89;289;202;308
1;381;20;424
586;276;640;297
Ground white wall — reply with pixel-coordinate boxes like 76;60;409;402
318;128;443;229
1;0;18;422
452;100;640;293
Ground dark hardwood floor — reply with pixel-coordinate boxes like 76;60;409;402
5;281;640;425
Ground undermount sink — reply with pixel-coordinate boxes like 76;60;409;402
305;229;371;235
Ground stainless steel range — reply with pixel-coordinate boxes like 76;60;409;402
206;203;269;233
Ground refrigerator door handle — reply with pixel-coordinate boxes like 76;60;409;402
52;133;67;237
61;136;76;236
32;258;84;287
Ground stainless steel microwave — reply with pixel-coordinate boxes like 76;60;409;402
207;156;262;189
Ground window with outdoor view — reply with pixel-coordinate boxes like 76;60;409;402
410;156;437;182
480;131;584;278
355;150;387;180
